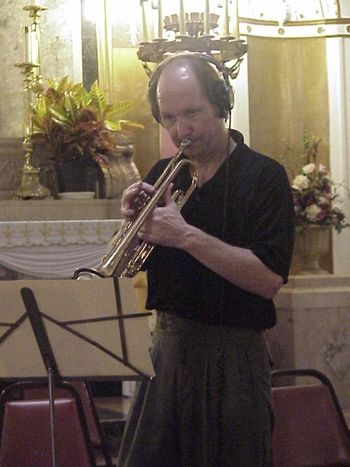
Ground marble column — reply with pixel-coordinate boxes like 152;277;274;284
327;37;350;274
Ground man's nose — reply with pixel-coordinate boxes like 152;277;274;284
176;117;192;139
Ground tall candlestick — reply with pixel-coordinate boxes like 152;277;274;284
179;0;185;35
15;4;50;200
204;0;210;35
158;0;163;38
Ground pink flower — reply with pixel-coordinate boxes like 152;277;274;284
318;164;328;174
318;196;330;206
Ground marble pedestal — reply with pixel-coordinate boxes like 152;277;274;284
268;274;350;416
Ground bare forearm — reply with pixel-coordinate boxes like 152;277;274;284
178;225;283;299
129;183;284;298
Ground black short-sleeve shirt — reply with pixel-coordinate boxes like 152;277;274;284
143;130;294;330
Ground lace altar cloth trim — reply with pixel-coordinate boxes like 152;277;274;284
0;220;121;248
0;220;122;278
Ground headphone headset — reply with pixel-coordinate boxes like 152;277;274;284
198;54;235;115
148;53;235;122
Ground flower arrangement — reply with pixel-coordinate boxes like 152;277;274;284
291;135;349;233
31;75;142;166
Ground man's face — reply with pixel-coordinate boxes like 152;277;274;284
157;62;225;160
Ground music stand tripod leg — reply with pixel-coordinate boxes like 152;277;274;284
48;366;57;467
21;287;62;467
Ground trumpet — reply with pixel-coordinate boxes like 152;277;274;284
74;139;198;280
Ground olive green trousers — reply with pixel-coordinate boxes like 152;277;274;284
118;312;273;467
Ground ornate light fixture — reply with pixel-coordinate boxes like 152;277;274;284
137;0;247;80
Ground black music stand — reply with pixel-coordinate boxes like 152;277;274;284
0;277;154;467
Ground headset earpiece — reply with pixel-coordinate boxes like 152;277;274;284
214;79;234;117
199;55;234;115
219;66;235;112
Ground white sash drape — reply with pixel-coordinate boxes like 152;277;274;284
0;220;122;278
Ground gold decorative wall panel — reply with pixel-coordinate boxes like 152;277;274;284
94;0;160;179
247;35;331;272
248;36;329;175
110;48;159;179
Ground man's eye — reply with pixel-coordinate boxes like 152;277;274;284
184;109;199;118
161;115;175;126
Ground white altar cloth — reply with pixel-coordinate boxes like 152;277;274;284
0;220;122;279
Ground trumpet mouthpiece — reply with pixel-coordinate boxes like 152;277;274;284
180;139;191;149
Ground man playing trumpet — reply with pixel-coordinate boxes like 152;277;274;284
118;53;294;467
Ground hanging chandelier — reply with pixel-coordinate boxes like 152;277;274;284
137;0;247;80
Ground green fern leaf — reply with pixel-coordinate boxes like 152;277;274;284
73;83;91;107
112;101;132;115
57;75;72;95
46;78;57;89
106;101;132;121
49;105;74;127
64;93;79;124
104;120;122;132
90;81;106;117
31;96;47;120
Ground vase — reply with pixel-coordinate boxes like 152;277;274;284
296;225;331;275
97;142;141;199
55;157;102;197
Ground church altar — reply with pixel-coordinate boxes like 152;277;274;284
0;197;122;278
0;219;122;278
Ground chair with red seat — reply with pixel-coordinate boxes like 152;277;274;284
271;368;350;467
4;380;114;466
0;398;95;467
0;380;116;466
22;381;113;466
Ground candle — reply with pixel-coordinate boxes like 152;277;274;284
23;26;30;62
158;0;163;38
204;0;209;35
232;0;239;38
141;1;149;41
223;0;229;36
30;26;39;65
179;0;185;35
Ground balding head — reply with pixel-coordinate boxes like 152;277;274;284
148;54;232;123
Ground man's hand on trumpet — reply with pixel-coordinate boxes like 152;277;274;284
121;181;188;249
121;181;155;222
137;183;188;248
